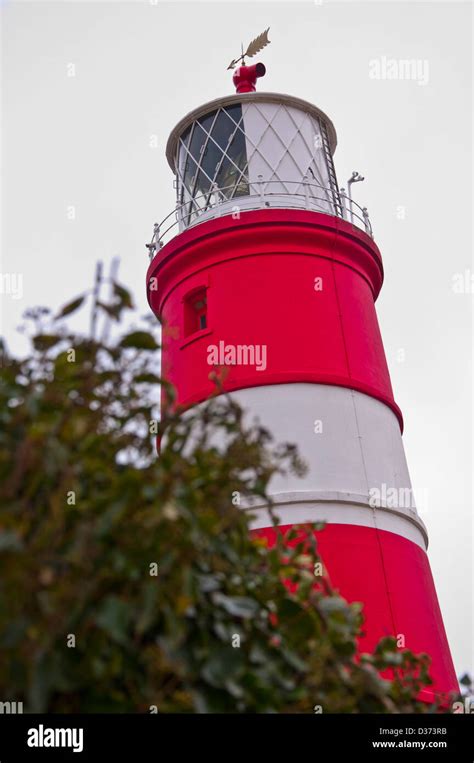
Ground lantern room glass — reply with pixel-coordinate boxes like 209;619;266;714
178;105;249;226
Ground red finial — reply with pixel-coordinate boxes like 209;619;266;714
233;63;266;93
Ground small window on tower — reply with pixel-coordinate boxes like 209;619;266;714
184;288;208;337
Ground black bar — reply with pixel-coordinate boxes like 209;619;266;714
0;712;473;761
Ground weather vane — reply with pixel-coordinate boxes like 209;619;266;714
227;27;271;70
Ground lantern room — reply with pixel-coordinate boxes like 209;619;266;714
165;92;342;232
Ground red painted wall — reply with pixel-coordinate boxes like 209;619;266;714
147;209;403;427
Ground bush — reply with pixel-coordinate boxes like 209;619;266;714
0;276;443;712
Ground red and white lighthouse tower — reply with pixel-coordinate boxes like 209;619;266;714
146;61;457;698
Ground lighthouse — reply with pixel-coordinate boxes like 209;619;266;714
146;58;458;698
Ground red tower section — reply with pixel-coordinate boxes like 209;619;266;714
146;66;458;698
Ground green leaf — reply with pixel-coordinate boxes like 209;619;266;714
119;331;159;350
113;283;134;309
201;646;243;687
33;334;61;351
95;596;131;644
379;651;404;667
135;373;161;384
212;593;259;619
198;574;221;593
97;301;122;321
55;296;85;319
318;596;349;615
135;582;158;637
0;530;23;552
1;617;28;647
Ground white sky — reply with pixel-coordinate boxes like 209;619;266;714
1;0;472;681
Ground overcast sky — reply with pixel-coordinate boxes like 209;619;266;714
1;0;472;681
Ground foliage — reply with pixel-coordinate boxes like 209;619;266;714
0;276;448;712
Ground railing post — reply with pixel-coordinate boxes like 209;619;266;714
212;183;222;217
146;222;160;261
258;174;265;207
340;187;347;220
153;222;161;251
362;207;371;237
303;175;310;210
347;185;353;224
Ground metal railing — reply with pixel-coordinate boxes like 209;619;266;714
146;176;372;259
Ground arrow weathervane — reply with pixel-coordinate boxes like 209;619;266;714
227;27;271;70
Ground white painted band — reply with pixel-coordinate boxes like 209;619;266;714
242;490;428;550
177;383;428;549
225;382;425;519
